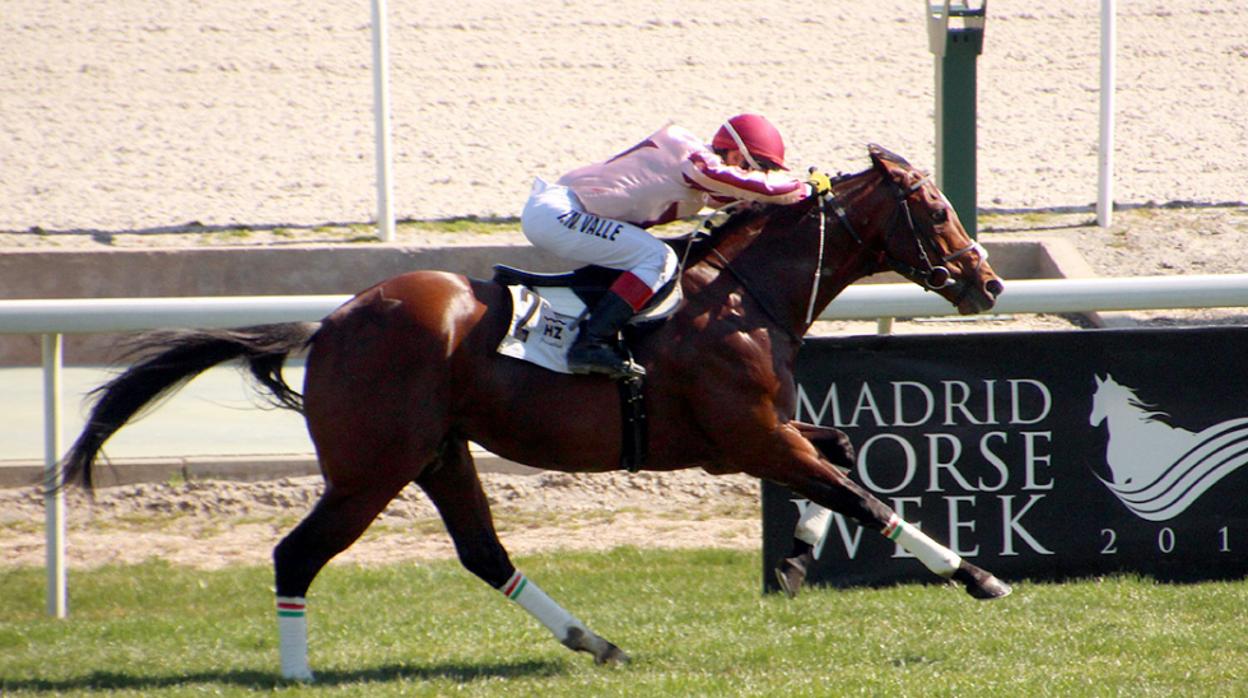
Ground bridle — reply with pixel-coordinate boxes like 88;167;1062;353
698;163;988;343
822;168;988;301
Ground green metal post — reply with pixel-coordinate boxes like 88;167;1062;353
927;1;986;238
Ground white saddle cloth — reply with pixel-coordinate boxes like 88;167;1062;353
496;283;682;374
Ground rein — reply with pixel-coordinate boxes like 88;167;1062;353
803;195;826;326
693;162;986;344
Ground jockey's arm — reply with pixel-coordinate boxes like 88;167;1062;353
682;152;810;206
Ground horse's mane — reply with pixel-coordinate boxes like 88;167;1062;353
661;204;774;267
661;187;834;270
1101;381;1172;423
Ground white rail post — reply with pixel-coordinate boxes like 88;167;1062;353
1097;0;1116;228
371;0;396;242
42;333;67;618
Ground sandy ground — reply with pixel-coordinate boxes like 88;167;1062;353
0;470;761;570
2;2;1246;233
1;2;1247;570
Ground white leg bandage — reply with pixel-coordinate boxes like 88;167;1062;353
882;514;962;577
794;503;833;547
500;570;586;642
276;596;314;682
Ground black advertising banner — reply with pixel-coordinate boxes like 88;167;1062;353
762;327;1248;592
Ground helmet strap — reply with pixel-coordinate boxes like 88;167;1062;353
721;120;763;171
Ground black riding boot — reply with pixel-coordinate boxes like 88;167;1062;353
567;291;644;379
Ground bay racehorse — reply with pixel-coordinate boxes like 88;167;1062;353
60;145;1009;681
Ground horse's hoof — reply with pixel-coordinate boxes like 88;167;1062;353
952;562;1012;601
967;574;1012;600
563;626;630;665
594;642;631;666
774;553;811;598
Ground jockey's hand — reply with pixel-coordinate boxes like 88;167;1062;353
807;169;832;197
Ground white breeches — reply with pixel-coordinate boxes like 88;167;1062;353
521;178;679;301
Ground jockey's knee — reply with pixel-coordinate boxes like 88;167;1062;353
657;245;679;285
630;243;679;292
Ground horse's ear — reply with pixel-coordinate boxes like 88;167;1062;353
868;144;889;173
1095;374;1104;386
868;144;914;173
868;144;910;186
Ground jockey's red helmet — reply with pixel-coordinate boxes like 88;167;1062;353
711;113;788;170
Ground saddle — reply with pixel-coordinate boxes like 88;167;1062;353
491;264;682;324
491;263;682;473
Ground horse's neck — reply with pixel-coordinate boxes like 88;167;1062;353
806;175;889;314
682;169;884;338
739;172;885;331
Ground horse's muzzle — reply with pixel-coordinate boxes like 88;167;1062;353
985;278;1005;300
956;276;1004;315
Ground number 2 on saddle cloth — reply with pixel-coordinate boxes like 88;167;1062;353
491;262;683;472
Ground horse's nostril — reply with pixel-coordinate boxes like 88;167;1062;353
984;279;1004;299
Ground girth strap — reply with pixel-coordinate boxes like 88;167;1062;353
617;375;647;473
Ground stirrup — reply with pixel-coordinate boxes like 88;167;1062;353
617;358;647;379
567;355;646;380
567;343;646;379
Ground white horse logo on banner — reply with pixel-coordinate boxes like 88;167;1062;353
1089;374;1248;521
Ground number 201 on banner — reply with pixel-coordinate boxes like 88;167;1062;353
1100;527;1234;555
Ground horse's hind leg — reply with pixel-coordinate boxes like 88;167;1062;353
417;438;629;665
272;470;413;681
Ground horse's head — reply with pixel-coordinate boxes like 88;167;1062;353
856;145;1004;314
677;146;1005;339
1090;373;1157;427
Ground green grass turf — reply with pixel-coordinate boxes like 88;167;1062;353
2;548;1246;696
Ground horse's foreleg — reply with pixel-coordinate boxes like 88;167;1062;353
417;439;629;665
761;424;1011;600
774;422;856;596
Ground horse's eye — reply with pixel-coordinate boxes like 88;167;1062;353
931;208;949;224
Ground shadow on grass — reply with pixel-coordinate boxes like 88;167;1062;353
1;658;566;692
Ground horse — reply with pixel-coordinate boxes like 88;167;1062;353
59;145;1009;681
1090;373;1248;521
1089;374;1197;487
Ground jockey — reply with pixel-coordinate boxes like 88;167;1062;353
522;113;832;378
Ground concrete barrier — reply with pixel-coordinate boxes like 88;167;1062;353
0;243;566;364
0;450;541;489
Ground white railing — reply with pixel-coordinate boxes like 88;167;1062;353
824;273;1248;318
7;274;1248;335
4;272;1248;617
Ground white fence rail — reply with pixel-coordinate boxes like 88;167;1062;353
823;273;1248;318
4;272;1248;618
5;274;1248;335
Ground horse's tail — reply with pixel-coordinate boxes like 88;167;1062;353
57;322;320;493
